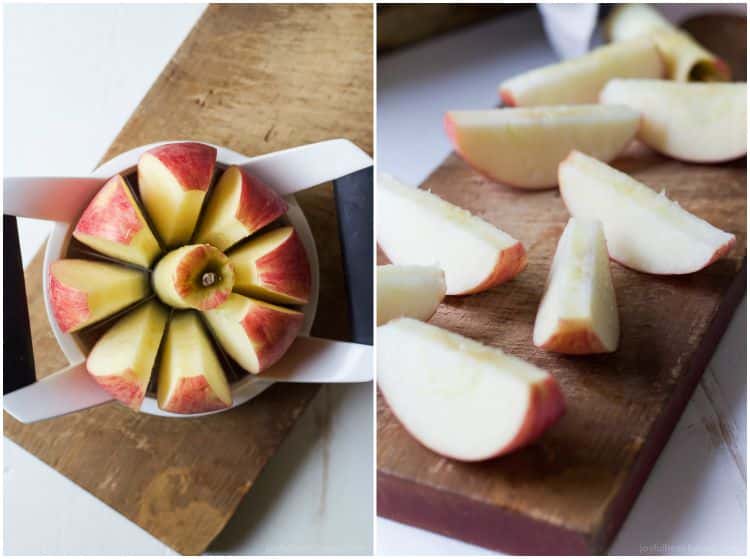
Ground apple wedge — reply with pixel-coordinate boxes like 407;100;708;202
605;4;730;82
48;259;150;332
600;79;746;163
138;142;217;248
86;300;168;409
559;151;736;274
377;265;446;326
377;174;526;295
228;226;311;305
378;318;565;461
152;244;234;310
444;105;639;189
533;218;619;354
202;293;304;374
157;311;232;414
499;38;663;107
73;175;161;267
194;166;288;251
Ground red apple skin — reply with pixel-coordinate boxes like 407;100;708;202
242;303;304;371
143;142;217;191
174;245;232;310
499;88;517;107
89;369;144;410
537;322;609;355
161;376;228;414
458;241;527;295
235;169;289;234
74;176;143;244
255;230;311;303
48;271;90;333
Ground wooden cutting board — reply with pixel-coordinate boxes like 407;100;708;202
377;143;746;554
4;4;372;555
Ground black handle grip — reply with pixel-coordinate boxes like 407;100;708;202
4;215;37;394
332;167;373;345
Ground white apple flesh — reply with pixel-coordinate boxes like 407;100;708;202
559;151;736;275
600;79;746;163
378;318;565;461
533;218;619;354
377;265;446;326
499;38;663;107
377;174;526;295
444;105;639;189
86;300;168;410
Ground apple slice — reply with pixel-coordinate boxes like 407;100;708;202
73;175;161;267
194;166;288;251
377;174;526;295
138;142;217;248
559;151;736;274
86;300;168;409
499;38;663;107
378;318;565;461
444;105;639;189
228;226;311;305
533;218;619;354
48;259;150;332
600;79;746;163
157;311;232;414
377;265;446;326
203;293;304;374
152;244;234;310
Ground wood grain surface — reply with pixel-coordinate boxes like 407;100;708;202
377;142;746;554
4;4;372;555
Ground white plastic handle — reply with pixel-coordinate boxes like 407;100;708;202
3;177;106;222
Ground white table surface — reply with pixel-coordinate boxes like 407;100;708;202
376;6;746;556
3;5;373;555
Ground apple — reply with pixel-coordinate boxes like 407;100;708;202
444;105;640;189
48;259;150;332
559;151;736;274
73;175;161;267
86;300;168;409
600;79;746;163
152;244;234;310
499;37;663;107
138;142;217;248
378;318;565;461
202;293;304;374
377;173;526;295
605;4;730;82
533;218;619;354
194;166;288;251
157;311;232;414
228;226;311;305
377;265;446;326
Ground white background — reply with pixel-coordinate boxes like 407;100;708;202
377;5;746;556
4;4;373;555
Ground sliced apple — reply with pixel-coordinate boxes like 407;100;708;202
73;175;161;267
228;226;311;305
86;300;168;409
138;142;217;248
157;311;232;414
152;244;234;311
499;38;663;107
378;318;565;461
605;4;730;82
444;105;639;189
377;174;526;295
559;151;736;274
194;166;288;251
48;259;150;332
533;218;619;354
377;265;446;326
600;79;746;163
202;293;303;374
